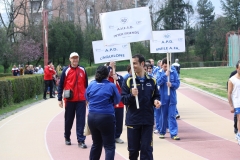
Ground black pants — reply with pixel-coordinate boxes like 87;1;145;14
127;125;153;160
88;113;115;160
115;108;124;139
43;80;53;98
64;101;86;143
234;114;238;132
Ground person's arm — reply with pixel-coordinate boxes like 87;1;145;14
152;79;161;108
84;68;88;88
111;84;121;105
169;71;180;90
157;70;167;86
228;80;235;113
58;68;67;102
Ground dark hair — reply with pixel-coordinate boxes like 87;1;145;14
95;66;109;82
132;54;145;64
147;64;153;69
127;64;131;72
48;61;52;65
236;60;240;68
162;58;170;65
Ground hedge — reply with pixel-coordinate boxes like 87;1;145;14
181;61;228;68
0;73;12;77
0;75;44;108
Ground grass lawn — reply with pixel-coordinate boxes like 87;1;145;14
180;67;236;98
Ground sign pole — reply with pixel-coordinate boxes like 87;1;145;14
128;44;140;109
167;52;170;95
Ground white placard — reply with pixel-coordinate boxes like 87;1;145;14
150;30;185;53
100;7;152;45
92;40;131;64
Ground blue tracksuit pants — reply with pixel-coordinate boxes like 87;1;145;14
158;98;178;137
64;101;86;143
88;113;116;160
115;107;124;139
127;125;153;160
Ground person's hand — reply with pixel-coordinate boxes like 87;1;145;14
59;101;63;108
112;74;118;80
167;82;172;87
109;61;115;69
131;88;138;96
165;70;170;76
154;100;161;108
230;106;235;113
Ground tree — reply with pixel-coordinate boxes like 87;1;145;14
13;39;42;64
154;0;193;30
195;0;215;61
221;0;240;30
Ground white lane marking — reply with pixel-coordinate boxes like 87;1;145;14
44;109;64;160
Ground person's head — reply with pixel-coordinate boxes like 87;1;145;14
161;58;170;72
38;65;41;69
149;59;154;65
147;64;153;74
236;60;240;74
145;60;151;66
69;52;79;67
175;59;179;63
156;60;162;67
95;66;109;82
127;64;132;75
48;61;52;66
132;54;145;74
13;65;16;68
143;65;147;72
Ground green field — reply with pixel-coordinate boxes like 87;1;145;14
180;67;236;98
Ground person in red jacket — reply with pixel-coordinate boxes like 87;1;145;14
107;61;125;144
57;52;88;149
43;61;56;99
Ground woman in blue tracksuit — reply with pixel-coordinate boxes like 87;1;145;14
156;58;180;140
85;66;121;160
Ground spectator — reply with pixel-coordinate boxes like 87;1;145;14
85;65;121;159
107;61;125;144
37;65;44;74
123;65;132;81
172;59;180;76
121;54;161;160
12;65;20;76
43;61;56;99
58;52;88;149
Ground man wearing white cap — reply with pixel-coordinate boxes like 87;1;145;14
58;52;88;149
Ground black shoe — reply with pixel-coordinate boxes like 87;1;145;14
65;139;71;145
78;142;87;149
50;96;55;98
43;97;47;100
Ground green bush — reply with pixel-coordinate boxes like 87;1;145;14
0;73;12;77
0;75;44;108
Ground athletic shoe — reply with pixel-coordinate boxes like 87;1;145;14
159;134;165;139
65;139;71;145
172;136;180;140
78;141;87;149
154;130;159;134
115;138;124;144
176;114;180;119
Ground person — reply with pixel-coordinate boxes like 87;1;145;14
121;54;161;160
43;61;56;100
123;65;132;81
12;65;20;76
147;64;154;77
228;60;240;145
149;58;156;71
227;69;238;134
58;52;88;148
156;58;180;140
85;65;121;159
37;65;44;74
107;61;125;144
152;60;162;77
172;59;180;76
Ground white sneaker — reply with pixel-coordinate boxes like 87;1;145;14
115;138;124;144
154;130;158;134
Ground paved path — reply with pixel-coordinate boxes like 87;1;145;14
0;73;239;160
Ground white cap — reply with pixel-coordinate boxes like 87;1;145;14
69;52;79;58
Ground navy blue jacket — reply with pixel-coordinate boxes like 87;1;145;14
85;79;121;115
121;74;160;125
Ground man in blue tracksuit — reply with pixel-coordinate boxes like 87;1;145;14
121;54;161;160
156;58;180;140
